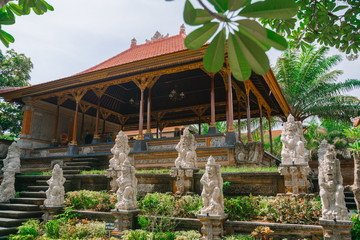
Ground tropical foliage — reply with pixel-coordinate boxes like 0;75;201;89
0;0;53;47
182;0;297;81
274;45;360;122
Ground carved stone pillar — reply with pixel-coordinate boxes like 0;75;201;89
320;219;353;240
198;215;228;240
111;209;140;237
40;205;64;223
170;167;199;195
279;164;310;195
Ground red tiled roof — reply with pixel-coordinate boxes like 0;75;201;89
355;117;360;127
79;31;187;75
0;86;28;94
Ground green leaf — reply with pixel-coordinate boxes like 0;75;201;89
203;28;226;72
234;30;270;75
228;32;252;81
184;22;219;50
41;0;54;11
239;0;298;19
262;29;288;50
237;19;267;42
228;0;250;11
0;30;15;47
333;5;348;12
189;9;213;26
208;0;228;13
8;3;25;16
184;0;196;25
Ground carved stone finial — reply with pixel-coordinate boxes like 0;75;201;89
115;158;137;210
318;140;348;221
200;156;224;216
131;38;137;48
180;24;186;34
174;127;197;168
44;164;66;207
145;31;169;43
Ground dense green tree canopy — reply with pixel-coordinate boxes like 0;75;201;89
0;49;33;138
274;45;360;123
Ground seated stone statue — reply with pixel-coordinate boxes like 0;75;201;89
44;164;66;207
318;140;348;220
281;114;308;164
200;156;224;216
115;158;137;210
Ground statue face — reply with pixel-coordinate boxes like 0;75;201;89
206;165;216;178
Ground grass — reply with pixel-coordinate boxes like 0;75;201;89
21;171;52;175
79;169;170;175
199;166;279;173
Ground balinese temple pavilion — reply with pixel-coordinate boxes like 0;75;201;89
0;25;290;169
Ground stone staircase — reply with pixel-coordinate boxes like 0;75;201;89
62;157;98;175
0;183;46;238
345;191;357;210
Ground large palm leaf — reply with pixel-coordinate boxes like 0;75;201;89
274;46;360;122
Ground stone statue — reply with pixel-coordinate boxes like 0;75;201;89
0;142;21;202
115;158;137;210
200;156;224;216
318;140;348;221
44;164;66;207
234;141;264;165
281;114;309;165
2;142;21;173
106;131;132;191
175;127;197;168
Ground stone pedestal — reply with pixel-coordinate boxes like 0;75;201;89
197;214;228;240
225;132;237;146
40;205;64;223
207;126;219;135
144;133;153;140
133;140;147;152
279;163;310;194
111;209;140;237
320;219;353;240
91;137;100;144
50;140;59;147
67;145;79;156
170;167;199;195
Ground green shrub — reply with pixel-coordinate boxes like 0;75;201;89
14;219;40;238
123;229;150;240
222;235;253;240
122;230;200;240
351;213;360;240
224;195;259;221
9;235;36;240
261;196;321;224
174;230;201;239
43;219;61;238
64;190;116;211
72;221;107;239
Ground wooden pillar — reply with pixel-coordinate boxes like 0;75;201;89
146;88;152;134
52;103;60;143
138;89;144;139
227;68;234;133
246;91;252;142
71;100;79;145
102;118;106;134
94;98;101;140
268;114;273;154
80;110;85;144
20;105;33;136
156;121;159;139
259;103;264;145
237;101;241;141
198;116;201;135
210;74;216;127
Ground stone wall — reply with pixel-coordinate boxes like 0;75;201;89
0;139;13;159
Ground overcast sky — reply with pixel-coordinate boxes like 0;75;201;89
1;0;359;98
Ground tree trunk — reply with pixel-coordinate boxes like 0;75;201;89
353;153;360;212
0;0;10;9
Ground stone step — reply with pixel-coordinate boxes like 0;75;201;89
65;161;93;166
62;166;91;171
0;210;42;219
0;203;40;211
27;186;48;191
63;169;81;174
72;157;98;162
0;226;18;237
0;217;40;227
36;180;71;186
344;191;354;197
19;192;46;198
10;198;45;205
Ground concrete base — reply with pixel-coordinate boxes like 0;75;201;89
319;219;353;240
208;127;219;135
40;205;64;223
111;209;140;237
197;214;228;240
170;167;200;195
144;133;154;141
49;141;59;147
279;164;311;195
133;140;147;152
225;131;237;146
91;137;100;144
67;145;79;156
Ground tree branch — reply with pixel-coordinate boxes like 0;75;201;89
197;0;228;22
